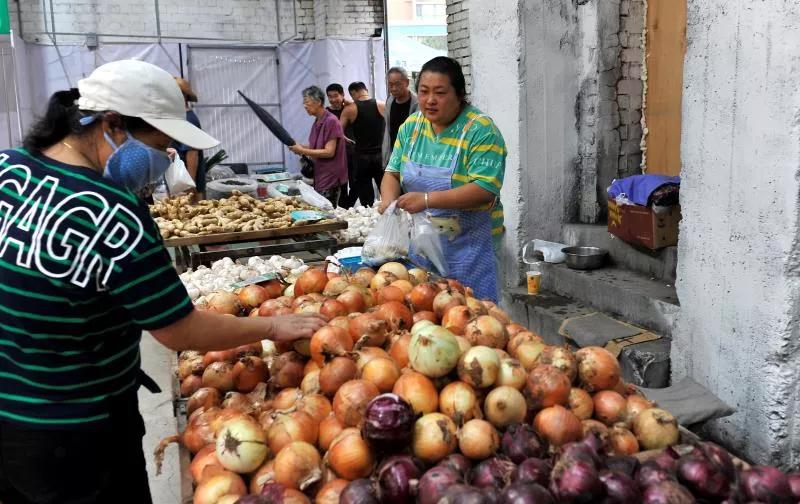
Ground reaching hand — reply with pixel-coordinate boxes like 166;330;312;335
288;144;305;156
396;192;427;214
269;314;328;342
378;198;396;214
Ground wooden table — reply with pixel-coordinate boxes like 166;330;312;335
164;221;348;272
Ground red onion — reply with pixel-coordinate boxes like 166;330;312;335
376;455;425;504
500;483;555;504
740;466;793;503
361;393;415;452
641;481;695;504
438;453;473;479
559;440;601;467
235;496;270;504
501;424;547;463
550;457;604;503
598;470;641;504
636;461;676;489
438;485;491;504
340;479;379;504
788;473;800;500
417;466;463;504
651;447;680;472
511;458;552;487
604;455;640;478
481;487;501;504
470;457;516;489
676;454;732;501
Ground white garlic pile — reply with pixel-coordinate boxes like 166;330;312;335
179;255;307;303
332;202;380;244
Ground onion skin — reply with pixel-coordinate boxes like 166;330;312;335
438;454;473;479
376;455;425;504
389;332;412;368
433;289;467;319
202;361;236;392
788;473;800;500
608;423;640;456
215;415;268;474
393;370;440;415
361;357;401;393
332;379;380;427
348;313;389;347
538;346;578;382
310;326;353;366
534;405;583;448
598;470;641;504
515;341;547;371
511;458;552;487
193;471;246;504
740;466;793;503
501;424;547;463
274;441;322;491
318;413;345;451
457;345;501;389
259;483;311;504
417;466;463;504
576;346;621;392
439;381;482;425
238;284;269;310
641;481;695;504
410;283;441;312
442;306;477;336
249;460;276;495
206;291;242;316
375;301;414;331
295;268;328;296
340;479;379;504
526;365;571;410
496;358;527;390
458;419;500;460
270;351;306;389
483;386;527;428
190;445;222;483
414;310;439;324
636;461;677;489
412;413;458;463
550;457;603;503
232;356;268;393
327;428;375;480
471;456;516;489
266;410;319;455
181;375;203;397
361;393;415;452
593;390;628;426
188;387;222;415
319;357;358;397
675;454;730;501
464;315;509;349
605;455;640;478
501;483;555;504
315;479;349;504
568;388;594;421
632;408;679;450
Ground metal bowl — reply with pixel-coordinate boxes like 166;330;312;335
561;246;608;270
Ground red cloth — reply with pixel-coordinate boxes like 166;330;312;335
309;110;347;192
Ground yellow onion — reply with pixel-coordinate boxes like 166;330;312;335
274;441;322;491
266;411;319;455
408;325;460;378
496;358;527;390
458;419;500;460
438;381;481;425
412;413;458;463
298;394;332;424
457;345;501;388
454;336;472;357
533;405;582;447
632;408;679;450
608;423;639;455
593;390;628;426
514;341;547;372
393;370;439;415
215;416;268;473
379;261;409;280
538;346;578;382
361;357;401;393
575;346;621;392
408;268;428;285
193;471;246;504
318;413;345;451
315;479;350;504
483;386;527;428
326;428;375;480
301;369;320;395
332;379;380;427
568;388;594;420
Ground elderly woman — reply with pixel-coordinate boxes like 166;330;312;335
380;57;507;302
289;86;348;206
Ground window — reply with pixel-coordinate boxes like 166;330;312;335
415;3;445;20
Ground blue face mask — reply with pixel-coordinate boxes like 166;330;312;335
103;132;171;192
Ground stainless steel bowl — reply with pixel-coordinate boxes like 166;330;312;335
561;246;608;270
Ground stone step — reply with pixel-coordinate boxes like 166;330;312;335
537;262;679;337
562;223;678;283
504;288;671;388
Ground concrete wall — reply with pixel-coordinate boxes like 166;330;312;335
617;0;644;179
673;0;800;469
467;0;521;289
445;0;471;94
13;0;383;44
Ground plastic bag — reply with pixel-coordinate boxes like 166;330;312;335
164;156;196;194
362;201;410;266
207;166;236;182
411;213;448;276
296;180;333;210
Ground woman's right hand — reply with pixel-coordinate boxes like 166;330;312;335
270;314;328;342
378;199;395;214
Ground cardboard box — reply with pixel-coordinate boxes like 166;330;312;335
608;200;681;249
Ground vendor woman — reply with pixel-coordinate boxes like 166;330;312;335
380;56;507;302
0;60;325;503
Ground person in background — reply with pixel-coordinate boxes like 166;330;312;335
289;86;348;207
326;83;356;208
173;77;206;198
0;60;326;503
340;81;385;207
383;67;418;168
380;56;507;302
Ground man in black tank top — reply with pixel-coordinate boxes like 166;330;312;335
340;81;386;207
326;83;357;208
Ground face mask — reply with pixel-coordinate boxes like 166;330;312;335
103;132;171;192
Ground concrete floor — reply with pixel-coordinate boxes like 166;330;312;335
138;333;184;504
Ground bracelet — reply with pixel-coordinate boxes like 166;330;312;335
424;192;430;209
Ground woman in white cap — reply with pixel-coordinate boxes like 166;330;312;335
0;60;326;503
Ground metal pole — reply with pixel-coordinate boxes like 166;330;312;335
153;0;162;43
9;30;23;141
48;0;57;46
1;48;13;148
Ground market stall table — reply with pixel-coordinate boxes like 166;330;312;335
164;221;347;272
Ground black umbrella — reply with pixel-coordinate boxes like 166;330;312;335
238;90;296;146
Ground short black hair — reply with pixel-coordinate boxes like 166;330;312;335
348;81;368;94
417;56;468;102
326;83;344;95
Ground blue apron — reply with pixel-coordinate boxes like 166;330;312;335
401;115;499;302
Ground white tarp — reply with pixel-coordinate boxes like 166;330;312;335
0;37;386;174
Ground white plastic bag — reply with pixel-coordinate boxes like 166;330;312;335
296;181;333;210
411;213;449;276
362;201;410;266
164;156;196;194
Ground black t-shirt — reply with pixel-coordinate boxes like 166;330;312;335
0;148;193;429
389;98;412;148
352;99;385;154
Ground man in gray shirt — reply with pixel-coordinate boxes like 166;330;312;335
383;67;419;167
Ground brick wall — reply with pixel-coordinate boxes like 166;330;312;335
13;0;382;44
617;0;645;177
445;0;470;94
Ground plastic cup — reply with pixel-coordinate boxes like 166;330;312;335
526;271;542;295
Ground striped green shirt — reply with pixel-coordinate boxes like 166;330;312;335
0;148;193;428
387;105;507;241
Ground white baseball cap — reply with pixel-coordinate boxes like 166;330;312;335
77;60;220;150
